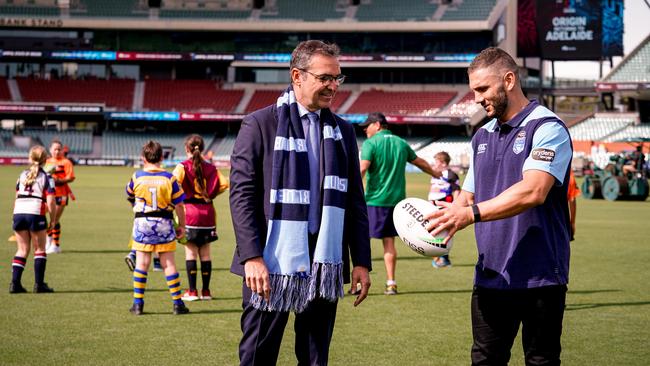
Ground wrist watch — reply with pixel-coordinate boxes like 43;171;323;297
471;204;481;223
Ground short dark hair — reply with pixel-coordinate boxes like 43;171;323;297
360;112;388;128
468;47;520;80
290;40;340;71
142;140;163;163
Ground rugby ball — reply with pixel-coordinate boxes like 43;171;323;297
393;197;453;257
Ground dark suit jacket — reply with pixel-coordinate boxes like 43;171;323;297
229;104;371;283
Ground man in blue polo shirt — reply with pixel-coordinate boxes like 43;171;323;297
427;47;572;365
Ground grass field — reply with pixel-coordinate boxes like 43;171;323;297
1;166;649;365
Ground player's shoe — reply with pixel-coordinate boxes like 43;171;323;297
124;253;136;272
153;259;163;272
46;245;61;254
384;284;398;295
181;289;200;301
173;303;190;315
432;256;452;268
129;303;144;316
33;283;54;293
9;282;27;294
200;289;212;301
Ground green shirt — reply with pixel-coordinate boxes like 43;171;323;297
361;130;417;207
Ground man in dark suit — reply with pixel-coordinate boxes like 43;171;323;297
229;40;372;366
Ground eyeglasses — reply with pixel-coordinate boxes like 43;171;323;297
298;69;346;85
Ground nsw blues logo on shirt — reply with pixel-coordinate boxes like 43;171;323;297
513;130;526;155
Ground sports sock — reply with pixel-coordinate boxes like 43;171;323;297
11;256;27;284
186;260;197;291
201;260;212;291
34;252;47;285
133;269;147;305
386;280;397;286
166;272;183;305
52;223;61;247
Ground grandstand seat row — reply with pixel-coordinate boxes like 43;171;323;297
0;78;464;115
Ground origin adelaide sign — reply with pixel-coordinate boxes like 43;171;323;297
517;0;623;60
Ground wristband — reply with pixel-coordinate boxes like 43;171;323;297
471;204;481;223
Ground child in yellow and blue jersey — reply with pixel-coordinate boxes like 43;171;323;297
126;140;189;315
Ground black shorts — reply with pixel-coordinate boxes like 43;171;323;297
185;228;218;246
13;214;48;232
367;206;398;239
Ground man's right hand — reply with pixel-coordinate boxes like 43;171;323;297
244;256;271;302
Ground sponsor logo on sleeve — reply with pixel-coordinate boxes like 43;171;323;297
477;143;487;155
531;148;555;162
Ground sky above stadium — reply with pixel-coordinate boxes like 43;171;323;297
554;0;649;80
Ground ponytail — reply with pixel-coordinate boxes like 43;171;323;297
25;162;40;187
185;134;209;201
192;146;209;200
25;145;47;187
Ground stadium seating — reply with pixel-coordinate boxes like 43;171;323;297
355;0;438;21
0;2;60;16
441;0;497;21
261;0;344;21
102;132;215;160
22;129;93;154
404;136;435;151
417;136;472;168
159;0;252;20
441;91;482;117
0;78;11;101
244;89;351;113
143;80;243;112
569;116;635;141
211;135;237;160
244;90;282;113
604;37;650;82
159;9;251;19
73;0;146;18
604;124;650;142
16;78;135;110
346;90;456;115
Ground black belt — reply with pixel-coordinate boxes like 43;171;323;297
17;194;44;201
135;211;174;219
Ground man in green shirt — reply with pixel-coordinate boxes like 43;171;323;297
359;112;439;295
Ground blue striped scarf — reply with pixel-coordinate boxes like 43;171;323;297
250;85;348;313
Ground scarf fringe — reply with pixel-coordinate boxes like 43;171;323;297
307;262;344;302
251;262;344;313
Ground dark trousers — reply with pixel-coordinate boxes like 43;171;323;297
471;285;567;366
239;283;338;366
